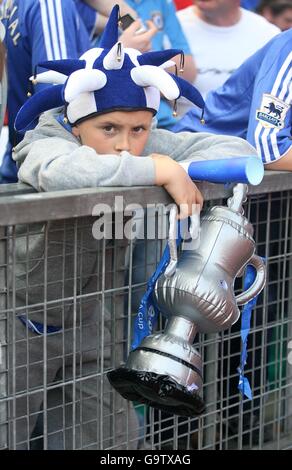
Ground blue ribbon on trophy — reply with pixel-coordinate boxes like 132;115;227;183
238;259;266;400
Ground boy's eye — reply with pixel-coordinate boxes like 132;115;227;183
133;126;145;133
103;125;115;133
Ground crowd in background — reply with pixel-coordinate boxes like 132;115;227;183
0;1;291;182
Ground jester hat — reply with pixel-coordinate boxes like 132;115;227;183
15;5;204;133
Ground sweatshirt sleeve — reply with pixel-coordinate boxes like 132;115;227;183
15;137;156;192
143;128;259;162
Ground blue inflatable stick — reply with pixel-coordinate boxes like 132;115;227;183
183;157;264;185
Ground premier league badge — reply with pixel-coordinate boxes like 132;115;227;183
151;11;164;30
256;93;290;129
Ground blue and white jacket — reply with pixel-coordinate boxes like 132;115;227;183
173;29;291;164
0;0;90;182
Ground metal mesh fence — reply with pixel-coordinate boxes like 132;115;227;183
0;180;291;450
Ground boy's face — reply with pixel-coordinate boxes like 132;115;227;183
72;110;153;156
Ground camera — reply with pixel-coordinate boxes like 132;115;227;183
119;14;147;34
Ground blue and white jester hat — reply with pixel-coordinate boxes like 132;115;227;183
15;5;204;133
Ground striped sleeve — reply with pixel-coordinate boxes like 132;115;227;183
74;0;97;40
248;45;292;164
38;0;68;60
30;0;90;86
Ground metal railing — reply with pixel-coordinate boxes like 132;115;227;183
0;172;292;450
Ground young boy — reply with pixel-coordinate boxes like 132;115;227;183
7;6;258;450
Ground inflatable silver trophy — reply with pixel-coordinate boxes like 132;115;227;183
108;161;266;417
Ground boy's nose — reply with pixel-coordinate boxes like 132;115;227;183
115;133;130;152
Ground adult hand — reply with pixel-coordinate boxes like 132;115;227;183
120;20;158;53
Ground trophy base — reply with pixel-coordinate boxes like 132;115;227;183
107;368;205;417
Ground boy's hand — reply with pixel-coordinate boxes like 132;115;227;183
120;20;158;53
151;153;204;219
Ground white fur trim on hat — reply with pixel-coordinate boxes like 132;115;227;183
144;86;160;111
131;65;180;101
67;92;98;124
64;69;107;102
30;71;67;85
103;42;125;70
160;60;176;70
79;48;104;69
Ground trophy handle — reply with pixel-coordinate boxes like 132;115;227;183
165;207;200;278
235;255;266;306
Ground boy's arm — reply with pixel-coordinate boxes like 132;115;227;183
15;136;203;217
144;129;259;162
16;138;156;192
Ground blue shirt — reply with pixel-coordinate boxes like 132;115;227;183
173;30;292;165
126;0;191;129
0;0;91;183
126;0;191;54
74;0;97;40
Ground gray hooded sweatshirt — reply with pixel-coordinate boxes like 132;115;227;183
13;109;258;191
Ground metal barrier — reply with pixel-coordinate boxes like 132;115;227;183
0;173;292;450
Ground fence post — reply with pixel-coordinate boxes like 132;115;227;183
0;226;8;449
202;334;219;449
286;201;292;434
